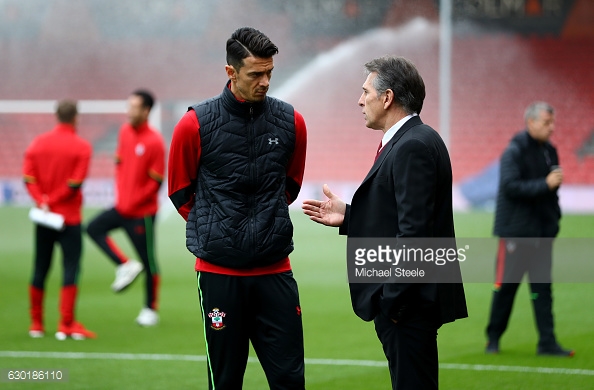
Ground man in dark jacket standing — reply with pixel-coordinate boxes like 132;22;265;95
168;27;307;389
485;101;574;357
303;56;467;390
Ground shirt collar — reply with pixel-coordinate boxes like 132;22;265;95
380;113;418;148
55;123;76;133
131;121;150;133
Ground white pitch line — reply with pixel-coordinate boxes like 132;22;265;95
0;351;206;362
439;363;594;376
1;351;592;376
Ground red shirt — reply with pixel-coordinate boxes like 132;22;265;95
115;121;165;218
23;123;92;225
168;102;307;276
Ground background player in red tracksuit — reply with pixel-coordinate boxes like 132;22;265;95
23;100;95;340
168;27;307;389
87;90;165;327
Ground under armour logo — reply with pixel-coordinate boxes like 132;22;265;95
268;138;279;145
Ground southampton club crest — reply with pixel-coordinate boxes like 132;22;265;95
135;143;145;156
208;308;227;330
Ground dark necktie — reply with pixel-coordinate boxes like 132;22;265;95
374;141;384;163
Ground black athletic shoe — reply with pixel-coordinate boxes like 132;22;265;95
537;344;575;357
485;340;499;354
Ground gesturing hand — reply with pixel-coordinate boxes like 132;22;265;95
301;184;346;227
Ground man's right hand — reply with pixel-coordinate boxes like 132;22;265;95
546;169;563;190
40;194;50;211
302;184;346;227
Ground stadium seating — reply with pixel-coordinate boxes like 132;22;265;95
0;114;123;178
285;33;594;185
1;10;593;184
449;36;594;184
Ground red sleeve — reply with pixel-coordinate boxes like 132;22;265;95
114;126;124;184
148;133;166;184
135;133;166;203
51;141;92;205
23;140;45;206
168;110;201;221
285;110;307;204
147;130;165;195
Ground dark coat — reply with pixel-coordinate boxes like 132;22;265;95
340;116;467;325
494;130;561;238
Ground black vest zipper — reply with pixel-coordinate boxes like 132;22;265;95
248;105;257;258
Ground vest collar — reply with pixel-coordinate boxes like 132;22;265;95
221;80;267;117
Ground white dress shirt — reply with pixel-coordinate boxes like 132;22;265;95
380;113;418;149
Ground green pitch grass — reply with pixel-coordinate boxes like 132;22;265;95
1;206;593;389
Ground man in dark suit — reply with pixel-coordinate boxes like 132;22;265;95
302;56;467;389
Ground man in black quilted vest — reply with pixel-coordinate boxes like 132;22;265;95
168;27;307;389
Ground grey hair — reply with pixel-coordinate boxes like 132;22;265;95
364;55;425;115
366;66;391;97
524;101;554;123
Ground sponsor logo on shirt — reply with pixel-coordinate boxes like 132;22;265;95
135;143;145;156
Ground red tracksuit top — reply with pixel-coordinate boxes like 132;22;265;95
168;100;307;276
23;123;92;225
114;121;165;218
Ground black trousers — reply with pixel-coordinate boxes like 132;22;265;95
374;310;439;390
32;224;81;289
197;271;305;390
86;208;159;309
486;238;556;348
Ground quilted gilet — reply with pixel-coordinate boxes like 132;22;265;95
186;83;296;268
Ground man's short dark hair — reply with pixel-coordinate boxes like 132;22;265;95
132;89;155;111
226;27;278;71
364;56;426;115
56;100;78;124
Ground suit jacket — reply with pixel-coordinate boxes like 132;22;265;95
339;116;467;325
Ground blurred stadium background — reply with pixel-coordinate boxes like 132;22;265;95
1;0;594;210
1;0;594;389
